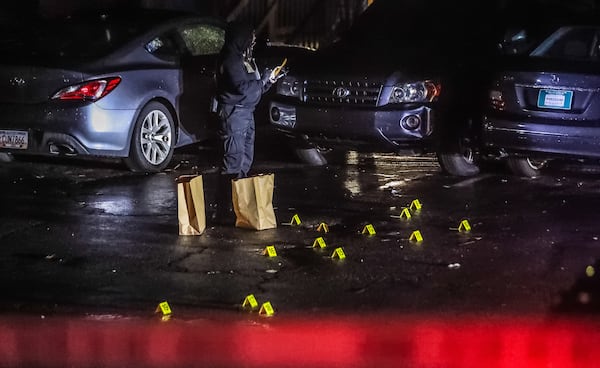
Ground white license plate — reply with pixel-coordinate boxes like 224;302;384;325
0;130;28;149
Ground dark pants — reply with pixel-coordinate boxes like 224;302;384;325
218;104;255;178
214;104;255;223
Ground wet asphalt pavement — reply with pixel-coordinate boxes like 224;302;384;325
1;136;600;322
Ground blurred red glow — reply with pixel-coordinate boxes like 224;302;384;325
0;314;598;367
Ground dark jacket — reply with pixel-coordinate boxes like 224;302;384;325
216;22;268;108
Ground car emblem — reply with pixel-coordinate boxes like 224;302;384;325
332;87;351;98
550;74;560;84
9;77;26;87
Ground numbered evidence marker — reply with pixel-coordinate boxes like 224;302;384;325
312;237;327;249
400;208;412;220
362;224;376;236
409;230;423;243
156;301;172;321
331;247;346;260
317;222;329;233
263;245;278;257
410;199;422;211
458;219;472;232
259;301;275;317
290;214;302;225
242;294;259;310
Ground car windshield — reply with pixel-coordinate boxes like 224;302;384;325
340;0;505;56
0;13;166;64
530;26;600;61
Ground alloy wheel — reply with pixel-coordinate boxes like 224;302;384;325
140;109;172;165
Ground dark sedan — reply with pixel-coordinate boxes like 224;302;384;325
0;10;225;172
483;25;600;177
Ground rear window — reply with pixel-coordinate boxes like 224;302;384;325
0;14;159;64
530;26;600;61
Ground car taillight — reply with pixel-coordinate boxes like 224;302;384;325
51;77;121;101
489;90;505;110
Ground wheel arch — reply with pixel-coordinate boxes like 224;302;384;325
127;97;179;153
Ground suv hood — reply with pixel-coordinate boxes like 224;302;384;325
290;40;455;83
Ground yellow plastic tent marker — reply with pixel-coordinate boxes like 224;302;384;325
317;222;329;233
400;208;412;220
410;230;423;243
313;237;327;249
410;199;422;211
362;224;376;236
290;214;302;225
586;266;596;278
458;220;472;232
259;302;275;317
331;247;346;260
154;302;173;321
242;294;259;310
157;301;172;315
263;246;277;257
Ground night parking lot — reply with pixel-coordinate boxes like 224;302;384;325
2;143;600;366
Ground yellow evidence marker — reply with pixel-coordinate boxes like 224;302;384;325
410;230;424;243
259;302;275;317
290;214;302;225
400;208;412;220
312;237;327;249
362;224;376;236
331;247;346;260
410;199;422;211
156;301;172;321
242;294;259;310
458;219;472;232
263;246;277;257
317;222;329;233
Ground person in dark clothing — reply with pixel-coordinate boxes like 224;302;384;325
213;21;283;224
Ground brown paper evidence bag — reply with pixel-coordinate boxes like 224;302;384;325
177;175;205;236
232;173;277;231
177;173;277;235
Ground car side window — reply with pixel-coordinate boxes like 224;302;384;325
532;27;599;61
178;24;225;56
145;33;180;59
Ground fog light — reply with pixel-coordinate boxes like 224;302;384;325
270;106;281;122
401;114;421;130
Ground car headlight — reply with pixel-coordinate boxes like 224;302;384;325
276;75;303;99
387;81;441;104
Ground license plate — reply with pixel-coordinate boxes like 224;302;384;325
0;130;28;149
537;89;573;110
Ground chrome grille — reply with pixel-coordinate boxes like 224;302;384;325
304;80;382;106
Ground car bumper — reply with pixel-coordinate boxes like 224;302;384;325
0;102;136;158
269;100;435;151
482;115;600;159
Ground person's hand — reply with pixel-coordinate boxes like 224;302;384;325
261;68;273;86
269;67;288;83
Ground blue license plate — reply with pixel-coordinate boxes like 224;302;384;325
537;89;573;110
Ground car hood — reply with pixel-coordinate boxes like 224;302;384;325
0;65;85;104
288;41;455;84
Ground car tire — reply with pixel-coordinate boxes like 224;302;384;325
124;102;175;173
506;157;545;178
437;152;480;177
437;132;480;177
294;147;328;166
